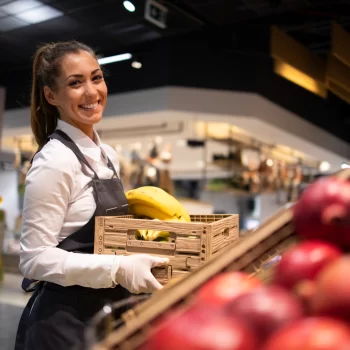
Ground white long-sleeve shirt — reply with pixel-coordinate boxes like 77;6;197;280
20;119;119;289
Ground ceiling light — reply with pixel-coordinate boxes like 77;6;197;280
15;5;63;24
341;162;350;169
98;53;132;65
131;61;142;69
123;1;135;12
319;161;330;172
1;0;41;15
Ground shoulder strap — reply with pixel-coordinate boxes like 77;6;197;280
49;130;99;179
106;157;119;178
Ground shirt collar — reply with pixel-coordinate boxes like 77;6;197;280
56;119;102;162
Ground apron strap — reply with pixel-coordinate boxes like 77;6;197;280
106;157;119;178
49;130;99;179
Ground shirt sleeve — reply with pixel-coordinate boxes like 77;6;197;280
19;142;118;289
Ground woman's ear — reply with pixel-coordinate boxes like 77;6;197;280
43;86;59;106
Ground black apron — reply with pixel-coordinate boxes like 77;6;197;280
15;130;130;350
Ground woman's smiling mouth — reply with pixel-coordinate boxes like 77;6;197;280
79;101;100;110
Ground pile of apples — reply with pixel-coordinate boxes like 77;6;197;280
140;176;350;350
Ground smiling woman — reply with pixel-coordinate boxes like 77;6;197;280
44;51;107;139
30;42;107;145
14;41;169;350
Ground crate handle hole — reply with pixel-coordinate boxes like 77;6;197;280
222;228;230;237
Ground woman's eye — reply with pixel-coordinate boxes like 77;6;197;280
93;75;104;81
69;80;81;87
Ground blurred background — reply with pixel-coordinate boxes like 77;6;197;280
0;0;350;348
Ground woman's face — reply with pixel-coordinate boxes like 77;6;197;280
45;50;107;134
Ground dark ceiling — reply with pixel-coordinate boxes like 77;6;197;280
0;0;345;69
0;0;350;144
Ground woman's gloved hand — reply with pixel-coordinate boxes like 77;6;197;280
111;254;169;294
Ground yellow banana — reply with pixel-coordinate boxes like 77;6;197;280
139;186;191;222
126;186;191;222
135;229;148;240
130;204;175;220
126;187;179;219
178;211;191;222
147;230;170;241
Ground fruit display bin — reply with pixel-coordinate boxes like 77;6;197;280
90;168;350;350
94;214;239;283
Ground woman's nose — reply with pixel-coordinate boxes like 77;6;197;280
84;81;98;98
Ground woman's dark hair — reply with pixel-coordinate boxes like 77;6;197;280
31;40;98;149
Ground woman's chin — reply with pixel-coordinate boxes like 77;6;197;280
77;112;103;125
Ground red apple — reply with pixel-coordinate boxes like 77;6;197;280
194;272;262;308
293;177;350;249
226;285;304;342
142;305;257;350
273;240;341;290
262;317;350;350
311;255;350;321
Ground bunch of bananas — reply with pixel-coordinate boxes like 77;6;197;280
125;186;191;242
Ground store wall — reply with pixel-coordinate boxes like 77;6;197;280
3;87;349;173
258;192;289;222
0;170;20;231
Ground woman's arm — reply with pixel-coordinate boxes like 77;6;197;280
19;145;117;289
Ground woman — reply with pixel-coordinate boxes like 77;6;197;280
15;41;169;350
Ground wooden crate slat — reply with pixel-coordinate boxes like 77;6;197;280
212;232;238;254
175;237;201;252
104;235;127;246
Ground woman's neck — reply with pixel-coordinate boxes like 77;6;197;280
59;118;95;143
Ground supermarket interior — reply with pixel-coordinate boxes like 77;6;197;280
1;0;350;349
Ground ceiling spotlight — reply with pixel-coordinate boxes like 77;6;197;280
123;1;135;12
341;162;350;169
319;161;330;172
131;60;142;69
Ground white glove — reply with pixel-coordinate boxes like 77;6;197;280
111;254;169;294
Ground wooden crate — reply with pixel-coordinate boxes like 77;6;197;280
94;214;239;283
90;169;350;350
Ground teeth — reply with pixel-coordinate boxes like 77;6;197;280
80;102;98;109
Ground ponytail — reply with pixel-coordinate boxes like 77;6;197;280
31;47;57;149
30;41;98;150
